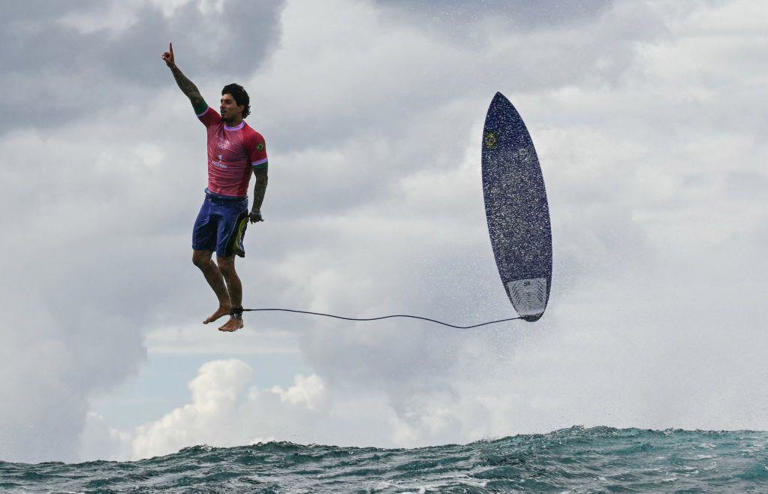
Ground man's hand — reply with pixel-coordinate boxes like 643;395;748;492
161;42;175;68
249;210;263;223
163;43;205;109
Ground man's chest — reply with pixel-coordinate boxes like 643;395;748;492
208;129;247;162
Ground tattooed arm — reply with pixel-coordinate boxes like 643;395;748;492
162;42;207;114
250;167;268;223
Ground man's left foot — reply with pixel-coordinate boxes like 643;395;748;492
218;317;244;332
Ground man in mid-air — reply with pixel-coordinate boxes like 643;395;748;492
162;42;268;332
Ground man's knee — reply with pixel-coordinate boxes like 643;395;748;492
217;256;236;277
192;250;212;268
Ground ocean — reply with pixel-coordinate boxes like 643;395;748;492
2;426;767;493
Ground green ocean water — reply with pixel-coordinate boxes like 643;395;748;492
2;426;767;493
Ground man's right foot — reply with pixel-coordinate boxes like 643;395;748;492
203;305;231;324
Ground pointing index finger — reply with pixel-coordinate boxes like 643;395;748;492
169;42;174;57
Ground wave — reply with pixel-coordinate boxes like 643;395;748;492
2;426;767;493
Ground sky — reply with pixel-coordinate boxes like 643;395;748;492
1;0;766;463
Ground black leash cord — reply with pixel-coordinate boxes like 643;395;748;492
233;307;522;329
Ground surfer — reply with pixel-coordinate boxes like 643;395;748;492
162;42;269;332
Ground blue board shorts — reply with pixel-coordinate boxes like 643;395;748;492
192;190;249;258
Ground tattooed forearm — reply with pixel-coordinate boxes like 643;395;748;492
170;65;204;107
252;168;269;212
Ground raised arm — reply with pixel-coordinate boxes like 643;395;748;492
162;42;207;114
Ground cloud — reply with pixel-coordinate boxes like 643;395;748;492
0;305;146;462
144;325;299;355
128;359;329;459
0;0;285;135
270;374;327;411
374;0;614;32
79;412;132;461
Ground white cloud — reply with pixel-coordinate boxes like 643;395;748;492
270;374;327;411
131;359;254;458
129;360;330;459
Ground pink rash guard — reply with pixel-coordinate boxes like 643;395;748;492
197;106;268;197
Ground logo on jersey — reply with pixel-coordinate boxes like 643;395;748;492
217;137;235;153
212;154;228;169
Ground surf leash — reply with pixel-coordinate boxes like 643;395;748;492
230;307;522;329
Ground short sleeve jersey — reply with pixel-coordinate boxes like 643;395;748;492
197;106;268;197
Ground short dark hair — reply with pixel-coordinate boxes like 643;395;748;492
222;83;250;119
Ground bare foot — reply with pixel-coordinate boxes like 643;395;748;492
218;316;244;332
204;305;231;324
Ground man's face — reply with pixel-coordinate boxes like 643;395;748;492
220;93;243;120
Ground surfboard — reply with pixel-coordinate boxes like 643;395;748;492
482;92;552;322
